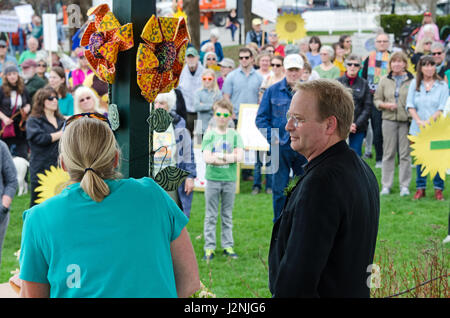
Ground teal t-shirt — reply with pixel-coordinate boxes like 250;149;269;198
19;177;188;298
201;128;243;182
58;93;74;116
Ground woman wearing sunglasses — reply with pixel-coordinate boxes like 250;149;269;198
35;58;48;84
73;86;101;115
193;69;222;136
26;86;64;207
406;55;448;201
337;54;372;157
19;112;200;297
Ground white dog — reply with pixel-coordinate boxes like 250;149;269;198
12;157;29;196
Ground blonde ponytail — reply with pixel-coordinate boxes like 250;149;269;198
59;117;121;202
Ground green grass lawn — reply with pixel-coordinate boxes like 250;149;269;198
0;153;448;297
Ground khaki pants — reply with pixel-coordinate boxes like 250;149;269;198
381;120;411;190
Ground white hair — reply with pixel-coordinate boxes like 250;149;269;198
73;86;101;114
320;45;335;60
203;51;218;65
154;90;177;111
210;28;220;39
200;42;215;52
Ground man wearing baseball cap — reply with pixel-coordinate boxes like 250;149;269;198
256;54;308;223
0;39;18;86
245;18;268;48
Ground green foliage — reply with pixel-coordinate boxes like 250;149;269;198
380;14;450;40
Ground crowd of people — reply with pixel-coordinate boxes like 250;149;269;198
0;8;449;297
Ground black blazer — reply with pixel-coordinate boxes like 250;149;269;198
337;75;372;133
268;141;380;298
26;115;64;184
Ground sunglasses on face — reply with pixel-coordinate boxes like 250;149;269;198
271;63;282;67
0;45;6;49
202;76;214;81
79;96;91;103
37;64;47;67
239;56;251;60
424;42;432;45
215;112;230;118
47;96;59;101
62;112;111;131
346;63;360;67
432;52;443;56
207;57;216;61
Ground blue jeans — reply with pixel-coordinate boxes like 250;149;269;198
349;131;366;157
271;143;307;223
416;165;444;190
253;151;272;190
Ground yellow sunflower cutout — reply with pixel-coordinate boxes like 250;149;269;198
276;13;307;44
34;166;71;204
173;9;188;23
408;115;450;180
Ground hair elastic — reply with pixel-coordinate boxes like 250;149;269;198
84;167;96;174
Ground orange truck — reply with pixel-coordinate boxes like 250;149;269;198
167;0;237;27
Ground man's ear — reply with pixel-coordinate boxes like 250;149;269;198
326;116;338;136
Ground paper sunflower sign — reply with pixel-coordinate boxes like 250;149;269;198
34;166;71;204
80;3;134;84
276;13;307;44
408;115;450;180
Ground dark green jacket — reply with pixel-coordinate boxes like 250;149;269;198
25;74;46;100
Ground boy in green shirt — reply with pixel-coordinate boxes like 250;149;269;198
201;99;244;261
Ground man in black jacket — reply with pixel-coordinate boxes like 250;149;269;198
268;79;380;297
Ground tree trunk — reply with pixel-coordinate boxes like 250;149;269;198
243;0;252;38
183;0;200;50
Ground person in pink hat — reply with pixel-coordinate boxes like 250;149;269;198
416;12;440;43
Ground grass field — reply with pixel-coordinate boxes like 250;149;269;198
0;151;448;297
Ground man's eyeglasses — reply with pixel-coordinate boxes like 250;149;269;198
271;63;282;68
239;55;251;60
286;112;306;128
62;112;111;131
346;63;360;67
432;52;443;56
376;40;389;43
215;112;230;118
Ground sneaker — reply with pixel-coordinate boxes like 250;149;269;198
203;249;215;261
375;161;382;168
265;188;272;194
363;153;373;159
380;187;390;195
223;247;238;259
434;189;444;201
413;189;426;200
443;235;450;244
400;187;410;197
251;187;260;195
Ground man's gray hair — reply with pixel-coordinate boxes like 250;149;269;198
345;54;362;65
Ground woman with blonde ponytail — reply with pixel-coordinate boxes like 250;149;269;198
18;115;200;298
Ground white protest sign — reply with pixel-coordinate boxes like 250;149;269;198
14;4;34;25
0;15;19;33
43;14;58;52
252;0;277;23
237;104;270;151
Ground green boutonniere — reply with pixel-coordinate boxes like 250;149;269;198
284;175;301;197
